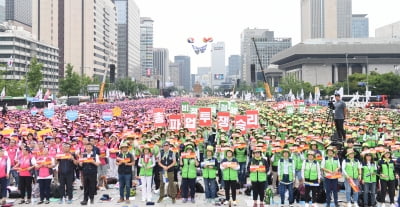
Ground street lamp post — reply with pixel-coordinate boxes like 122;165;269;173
345;53;349;95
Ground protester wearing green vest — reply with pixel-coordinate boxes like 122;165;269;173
341;149;361;207
248;147;269;207
180;145;199;203
234;139;247;188
321;146;340;207
361;152;377;206
301;150;321;207
138;145;155;202
378;150;396;207
202;146;218;203
220;148;240;206
277;149;295;207
270;147;282;193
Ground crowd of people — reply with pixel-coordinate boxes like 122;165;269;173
0;97;399;207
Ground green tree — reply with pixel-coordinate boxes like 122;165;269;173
59;64;81;97
279;74;313;96
26;57;43;96
80;75;93;95
115;77;136;96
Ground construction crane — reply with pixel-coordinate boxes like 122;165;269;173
251;37;273;99
97;69;107;103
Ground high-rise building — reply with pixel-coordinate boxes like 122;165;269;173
301;0;352;41
376;21;400;39
0;25;59;92
115;0;140;81
32;0;118;79
351;14;369;38
153;48;169;88
197;67;211;76
140;17;153;78
174;56;190;91
0;0;5;23
5;0;32;31
228;55;241;76
168;62;180;88
211;42;225;87
240;28;291;83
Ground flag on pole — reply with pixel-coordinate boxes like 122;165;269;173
314;87;320;103
0;87;5;98
308;92;313;104
44;89;51;100
7;56;14;67
300;88;304;100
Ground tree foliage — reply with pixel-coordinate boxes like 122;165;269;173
114;77;148;96
58;64;81;96
27;57;43;96
279;74;313;96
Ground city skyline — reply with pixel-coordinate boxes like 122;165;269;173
135;0;400;74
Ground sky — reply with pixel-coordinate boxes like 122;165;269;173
135;0;400;74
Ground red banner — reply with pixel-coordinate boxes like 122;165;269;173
246;110;259;129
168;114;181;131
217;112;230;131
235;115;247;134
184;114;197;132
153;108;166;127
198;108;212;127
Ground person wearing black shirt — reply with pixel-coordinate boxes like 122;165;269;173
79;143;100;205
56;143;78;204
116;143;134;204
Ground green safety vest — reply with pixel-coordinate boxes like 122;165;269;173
293;154;303;171
345;159;359;179
278;159;294;182
222;159;238;181
362;162;377;183
249;158;267;182
380;160;395;181
181;158;197;179
235;148;246;163
304;160;318;180
202;158;217;179
139;156;154;176
272;153;281;167
324;157;339;176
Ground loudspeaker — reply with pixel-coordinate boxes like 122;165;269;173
236;79;240;87
109;64;115;83
250;64;256;83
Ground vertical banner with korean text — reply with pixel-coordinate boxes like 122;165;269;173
235;115;247;134
153;108;166;127
246;110;259;129
217;112;230;131
184;114;197;132
198;108;212;127
168;114;182;131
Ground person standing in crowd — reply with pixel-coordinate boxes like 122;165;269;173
107;135;119;178
270;145;282;193
333;93;347;141
180;145;199;203
202;145;218;203
0;147;10;205
157;142;177;204
138;145;155;202
97;138;109;190
321;146;341;207
116;143;134;204
6;138;19;187
35;148;54;204
234;139;247;188
301;151;321;207
378;150;396;207
220;148;240;206
361;152;377;207
277;149;294;207
342;149;361;207
249;147;269;207
14;145;36;204
56;143;78;204
79;143;100;205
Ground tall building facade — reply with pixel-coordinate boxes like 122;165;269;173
0;26;59;92
240;29;291;83
301;0;352;41
153;48;169;88
5;0;32;31
140;17;153;77
0;0;5;23
174;56;190;91
376;21;400;39
211;42;225;87
228;55;241;76
168;62;180;88
352;14;369;38
115;0;140;80
32;0;118;79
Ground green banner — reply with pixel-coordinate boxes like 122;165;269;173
209;104;217;115
181;102;190;113
189;106;199;114
230;102;238;115
286;105;294;114
219;101;229;112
